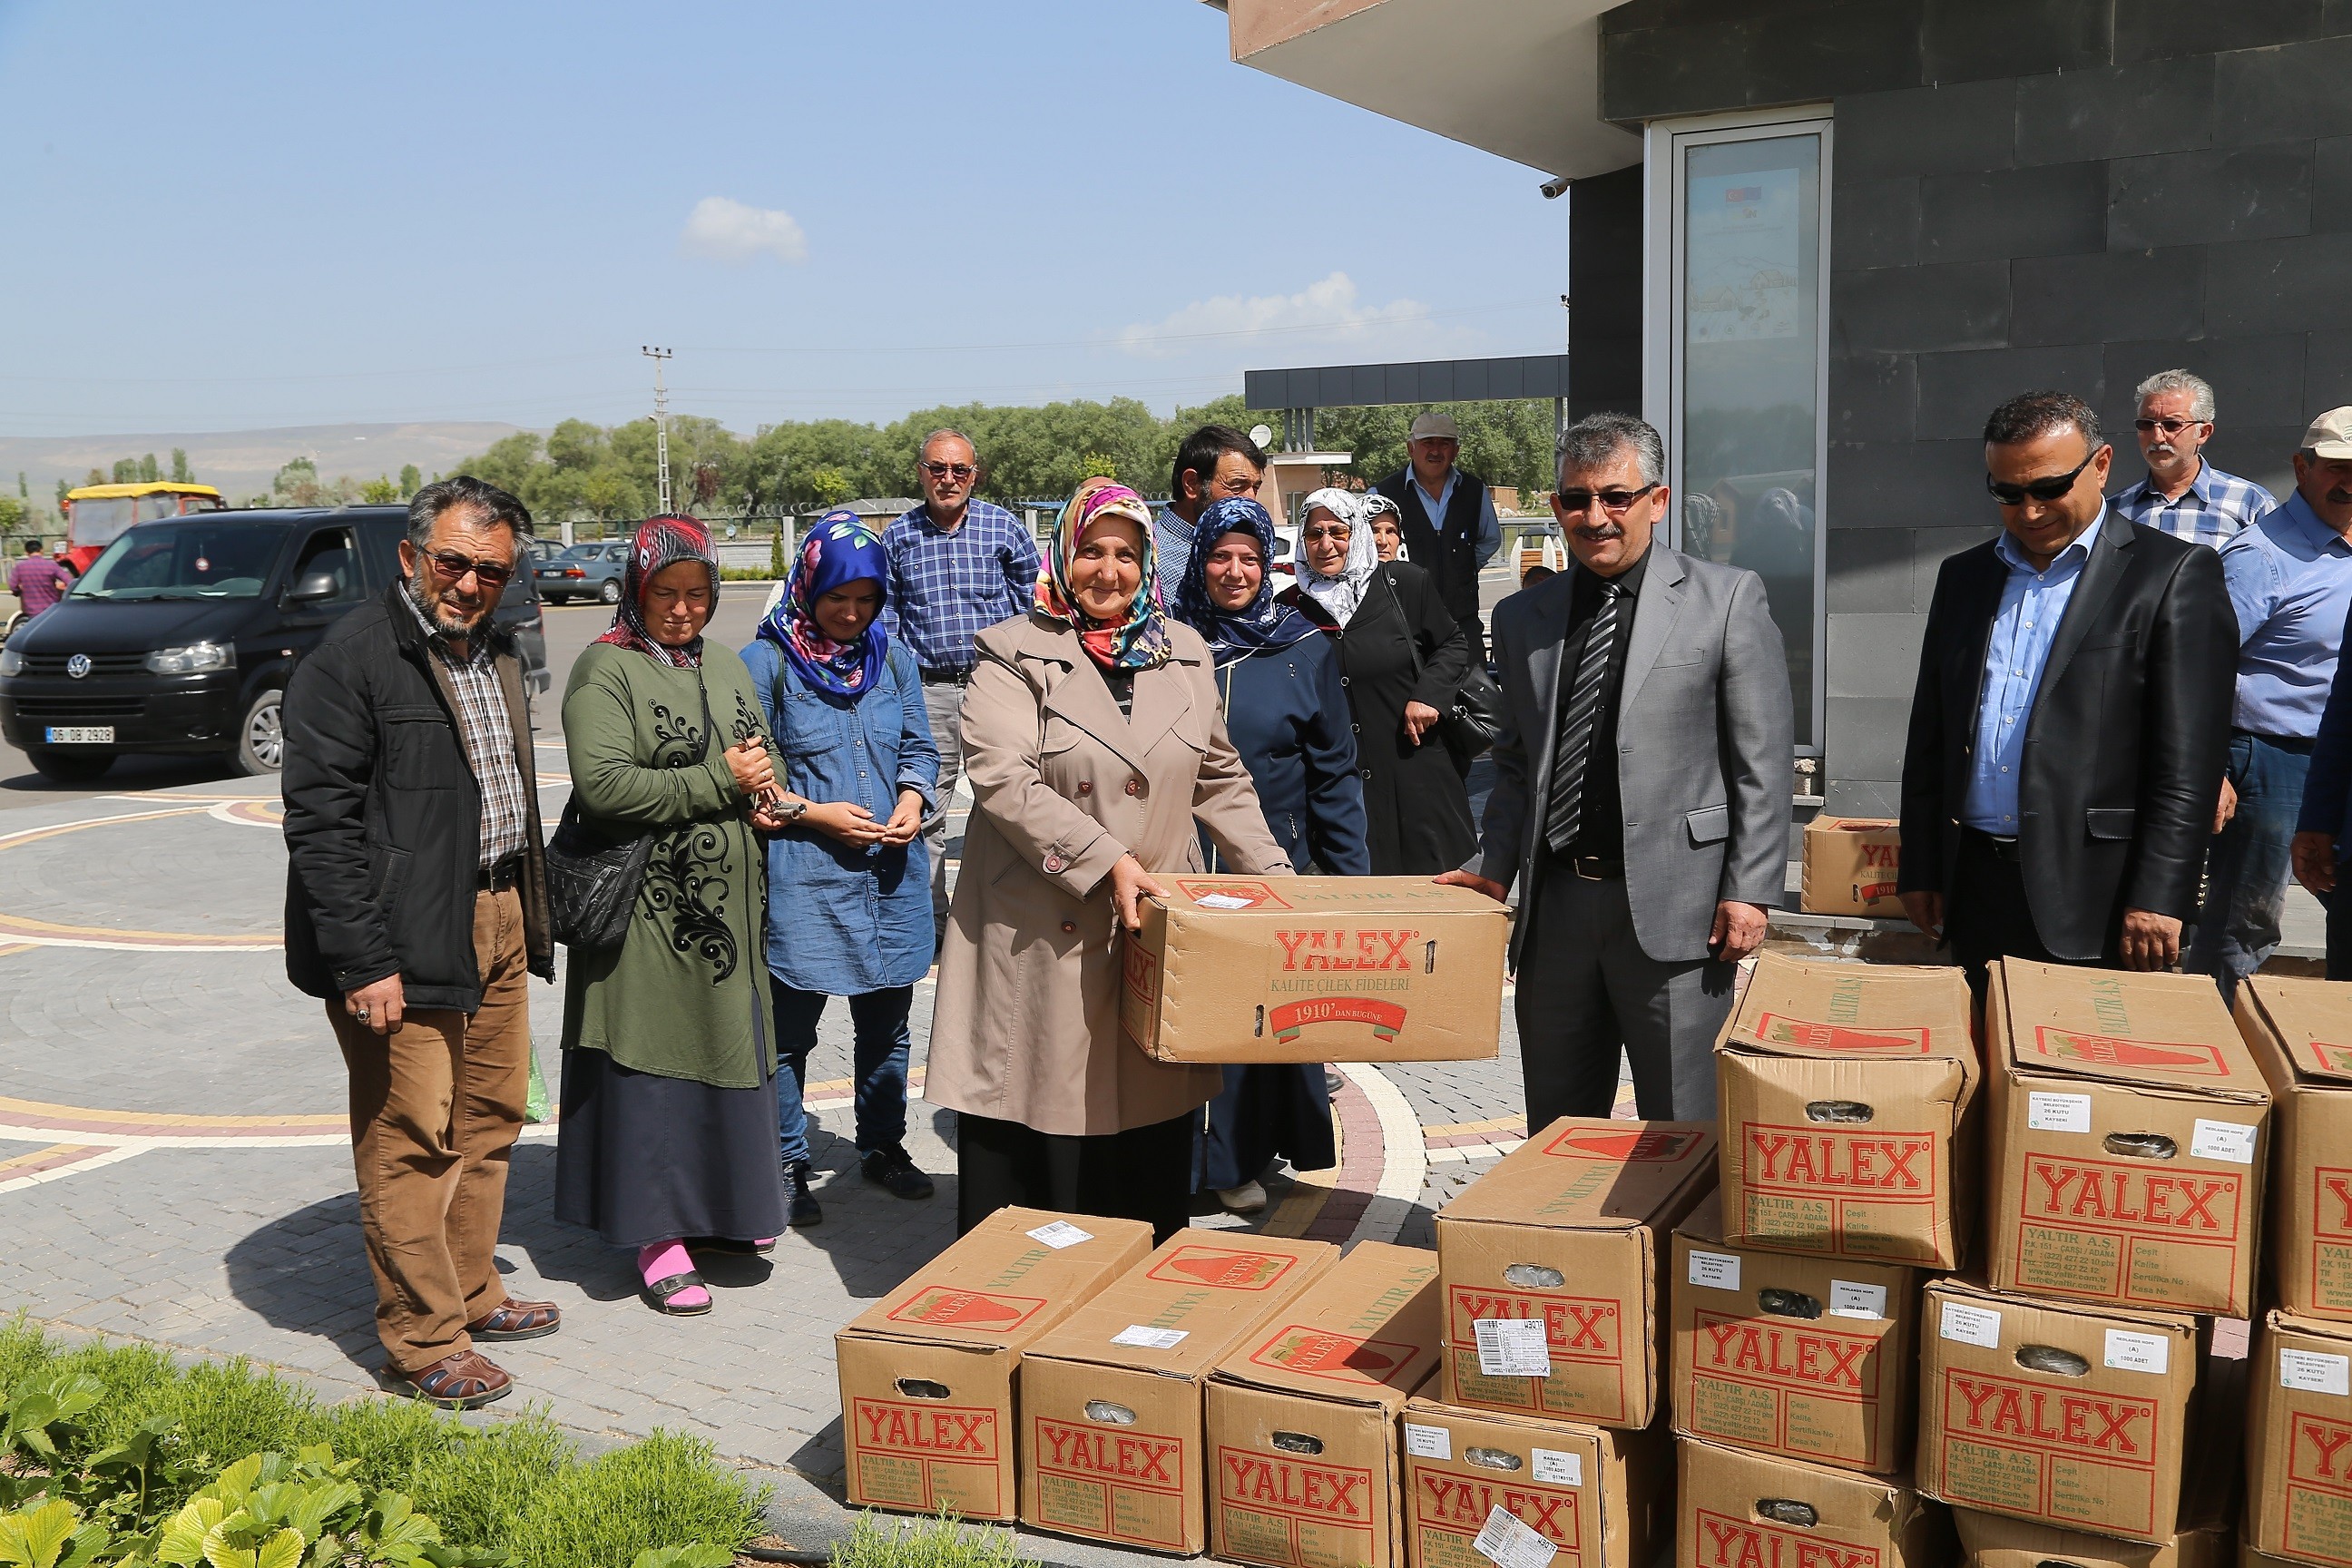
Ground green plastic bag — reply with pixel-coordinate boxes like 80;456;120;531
525;1046;550;1124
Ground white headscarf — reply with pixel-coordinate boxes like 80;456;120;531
1358;491;1409;562
1297;487;1382;625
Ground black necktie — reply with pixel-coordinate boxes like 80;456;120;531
1546;582;1624;855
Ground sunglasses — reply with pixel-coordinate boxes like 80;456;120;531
1555;483;1659;514
419;548;514;585
1984;446;2105;506
920;461;977;481
2134;417;2200;436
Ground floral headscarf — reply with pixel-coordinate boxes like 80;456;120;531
1295;487;1382;626
1034;478;1172;671
758;509;889;698
596;513;720;669
1171;497;1316;668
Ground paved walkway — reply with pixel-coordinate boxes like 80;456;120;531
0;749;1594;1560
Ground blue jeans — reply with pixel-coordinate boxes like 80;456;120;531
768;976;914;1169
2188;731;2310;1002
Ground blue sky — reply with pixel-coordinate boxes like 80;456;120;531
0;1;1568;436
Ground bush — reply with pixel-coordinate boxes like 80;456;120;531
830;1513;1039;1568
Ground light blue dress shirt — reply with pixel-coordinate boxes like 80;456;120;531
2218;494;2352;738
1407;469;1504;567
1960;516;2102;834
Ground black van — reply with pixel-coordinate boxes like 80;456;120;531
0;505;546;782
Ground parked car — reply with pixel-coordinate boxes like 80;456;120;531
0;506;547;782
536;541;629;604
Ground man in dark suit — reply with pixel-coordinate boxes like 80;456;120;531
1898;391;2236;986
1440;413;1792;1123
1376;412;1501;664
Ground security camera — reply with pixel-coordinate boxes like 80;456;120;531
1539;175;1570;200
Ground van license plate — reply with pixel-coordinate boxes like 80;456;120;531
44;727;113;745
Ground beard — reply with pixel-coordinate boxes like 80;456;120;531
409;570;486;639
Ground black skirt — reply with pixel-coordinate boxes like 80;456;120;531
554;1047;788;1249
955;1111;1194;1245
1195;1063;1335;1193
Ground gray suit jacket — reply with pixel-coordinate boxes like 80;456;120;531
1477;545;1794;966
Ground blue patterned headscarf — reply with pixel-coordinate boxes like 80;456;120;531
1171;498;1318;667
758;509;890;698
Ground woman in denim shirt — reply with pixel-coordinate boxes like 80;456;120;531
744;512;941;1227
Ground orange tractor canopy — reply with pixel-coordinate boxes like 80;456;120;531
60;483;229;573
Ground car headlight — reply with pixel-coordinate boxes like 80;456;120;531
146;641;235;674
0;649;23;678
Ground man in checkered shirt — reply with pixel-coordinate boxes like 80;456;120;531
880;428;1042;934
2109;368;2278;549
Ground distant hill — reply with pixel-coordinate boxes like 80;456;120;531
0;422;526;507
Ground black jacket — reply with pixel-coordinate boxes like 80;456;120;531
282;585;554;1011
1375;467;1485;624
1897;511;2234;960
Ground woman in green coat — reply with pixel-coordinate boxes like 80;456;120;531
554;514;789;1316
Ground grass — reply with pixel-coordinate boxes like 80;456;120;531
0;1316;768;1567
831;1514;1040;1568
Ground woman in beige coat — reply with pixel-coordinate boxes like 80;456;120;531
926;478;1292;1241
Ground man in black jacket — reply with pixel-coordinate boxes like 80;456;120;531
1375;411;1502;663
282;475;557;1408
1898;392;2236;988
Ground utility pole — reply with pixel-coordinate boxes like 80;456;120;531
642;346;673;514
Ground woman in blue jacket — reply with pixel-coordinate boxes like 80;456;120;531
744;512;940;1227
1171;497;1369;1213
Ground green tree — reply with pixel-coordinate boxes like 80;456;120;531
805;466;854;507
0;495;24;539
137;453;159;482
359;475;400;504
397;463;422;496
111;458;137;483
169;448;191;483
19;471;30;499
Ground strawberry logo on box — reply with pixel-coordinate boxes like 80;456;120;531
886;1288;1043;1329
1148;1245;1298;1290
1751;1014;1930;1053
1540;1126;1704;1163
2031;1027;2230;1075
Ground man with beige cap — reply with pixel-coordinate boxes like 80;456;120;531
1375;410;1501;662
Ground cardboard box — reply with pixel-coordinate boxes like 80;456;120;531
1121;876;1505;1063
1716;953;1979;1269
2239;977;2352;1321
1681;1435;1954;1568
2247;1311;2352;1567
1916;1278;2199;1543
1671;1191;1921;1474
1802;817;1906;919
1436;1117;1718;1429
1205;1241;1443;1568
1984;960;2271;1318
1017;1232;1338;1553
1400;1398;1670;1568
834;1206;1153;1520
1951;1507;2227;1568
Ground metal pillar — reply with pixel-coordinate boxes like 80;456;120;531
642;346;673;514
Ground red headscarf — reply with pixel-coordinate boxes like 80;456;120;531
595;514;720;669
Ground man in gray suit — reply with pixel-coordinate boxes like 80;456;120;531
1440;413;1793;1122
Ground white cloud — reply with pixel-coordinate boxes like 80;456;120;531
1115;272;1430;358
679;196;808;264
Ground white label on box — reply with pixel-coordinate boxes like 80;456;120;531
1530;1448;1583;1487
1111;1325;1187;1350
2103;1329;2171;1375
1474;1504;1559;1568
1193;893;1254;910
2027;1092;2093;1133
1940;1301;2003;1348
1828;1280;1888;1319
1687;1250;1742;1290
1404;1423;1453;1460
1474;1318;1553;1378
1025;1220;1093;1250
2282;1348;2352;1396
2190;1118;2259;1165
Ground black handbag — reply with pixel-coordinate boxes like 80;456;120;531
1382;570;1505;762
544;673;713;952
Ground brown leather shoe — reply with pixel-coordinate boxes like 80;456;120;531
399;1348;512;1410
466;1298;562;1341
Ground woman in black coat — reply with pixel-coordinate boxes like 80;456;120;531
1280;488;1477;876
1173;497;1369;1213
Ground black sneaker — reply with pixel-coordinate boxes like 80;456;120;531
787;1161;822;1228
861;1144;936;1200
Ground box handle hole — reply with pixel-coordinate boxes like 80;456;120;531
1805;1101;1874;1123
1425;940;1437;974
1466;1447;1523;1472
895;1379;951;1400
2014;1346;2091;1377
1083;1400;1137;1425
1755;1501;1818;1528
1271;1432;1324;1455
1254;1006;1265;1039
2103;1132;2176;1161
1504;1264;1564;1289
1759;1289;1823;1320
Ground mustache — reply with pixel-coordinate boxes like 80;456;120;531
2330;488;2352;506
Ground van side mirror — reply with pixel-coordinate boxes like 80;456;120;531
289;571;339;603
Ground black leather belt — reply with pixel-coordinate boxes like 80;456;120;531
1961;827;2022;864
1571;856;1623;881
479;857;523;890
920;667;971;685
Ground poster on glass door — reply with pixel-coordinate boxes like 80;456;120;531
1686;167;1801;343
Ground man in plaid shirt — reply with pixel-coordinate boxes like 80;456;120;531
881;428;1042;933
2110;368;2277;549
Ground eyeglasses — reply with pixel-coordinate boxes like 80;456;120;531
419;548;513;584
1301;524;1353;541
1984;446;2106;506
1554;483;1659;514
2134;417;2200;436
919;462;977;481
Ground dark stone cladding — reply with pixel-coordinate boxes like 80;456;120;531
1596;0;2352;799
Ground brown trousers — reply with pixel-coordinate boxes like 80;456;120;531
329;887;530;1373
